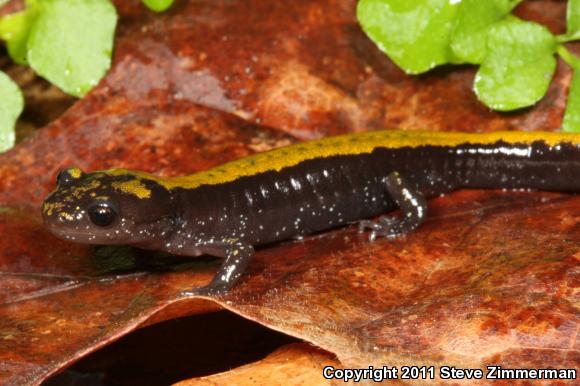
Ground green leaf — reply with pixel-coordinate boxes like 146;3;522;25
0;71;24;153
474;17;557;111
357;0;461;74
0;1;39;65
563;68;580;132
450;0;518;64
27;0;117;97
142;0;174;12
567;0;580;37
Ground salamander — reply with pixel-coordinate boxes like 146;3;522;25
42;130;580;294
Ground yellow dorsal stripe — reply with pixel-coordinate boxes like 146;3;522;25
105;130;580;191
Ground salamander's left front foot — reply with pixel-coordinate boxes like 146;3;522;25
359;171;428;241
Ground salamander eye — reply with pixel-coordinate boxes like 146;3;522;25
88;200;118;227
56;170;71;186
56;167;84;187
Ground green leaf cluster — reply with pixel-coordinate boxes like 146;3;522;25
0;0;118;152
357;0;580;132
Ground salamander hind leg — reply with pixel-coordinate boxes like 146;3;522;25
181;240;254;296
359;171;427;241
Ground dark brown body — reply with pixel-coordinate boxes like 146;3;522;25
169;141;579;248
42;131;580;294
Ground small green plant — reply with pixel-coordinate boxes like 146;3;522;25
357;0;580;132
0;0;174;152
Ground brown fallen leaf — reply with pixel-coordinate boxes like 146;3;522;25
0;0;578;385
174;343;341;386
45;310;301;385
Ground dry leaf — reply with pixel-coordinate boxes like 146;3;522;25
0;1;577;385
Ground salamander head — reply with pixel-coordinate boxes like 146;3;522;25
42;167;176;244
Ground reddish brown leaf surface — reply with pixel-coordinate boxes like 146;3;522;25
174;343;341;386
0;0;578;385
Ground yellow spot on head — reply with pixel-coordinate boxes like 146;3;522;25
68;168;83;179
111;179;152;199
72;179;101;199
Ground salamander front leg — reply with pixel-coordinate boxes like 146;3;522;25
359;171;427;241
181;240;254;296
